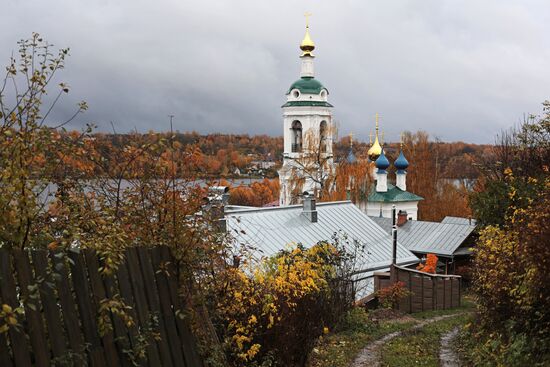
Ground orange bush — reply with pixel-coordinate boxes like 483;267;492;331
417;253;438;273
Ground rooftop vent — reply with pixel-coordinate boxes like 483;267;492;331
302;192;317;223
397;210;408;227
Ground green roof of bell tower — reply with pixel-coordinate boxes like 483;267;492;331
286;77;326;95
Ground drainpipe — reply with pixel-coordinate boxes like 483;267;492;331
392;205;397;265
391;205;398;283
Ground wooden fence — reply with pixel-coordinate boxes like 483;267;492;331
0;246;204;367
374;265;461;313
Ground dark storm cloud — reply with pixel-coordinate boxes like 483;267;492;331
1;0;549;143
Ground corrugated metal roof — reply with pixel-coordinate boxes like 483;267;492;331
225;201;419;273
441;216;477;226
370;217;476;256
368;184;424;203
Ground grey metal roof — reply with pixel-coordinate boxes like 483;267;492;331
225;201;419;273
441;216;477;226
370;216;476;257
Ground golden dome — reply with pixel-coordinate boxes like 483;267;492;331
300;26;315;56
367;113;382;161
367;136;382;161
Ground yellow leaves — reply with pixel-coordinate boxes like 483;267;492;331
2;304;12;314
0;303;21;333
215;243;341;364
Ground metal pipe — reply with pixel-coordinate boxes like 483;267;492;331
392;204;397;265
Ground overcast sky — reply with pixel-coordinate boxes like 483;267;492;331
2;0;549;143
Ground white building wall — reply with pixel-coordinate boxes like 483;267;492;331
280;102;335;205
364;201;419;221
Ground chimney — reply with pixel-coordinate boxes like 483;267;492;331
302;192;318;223
397;210;408;227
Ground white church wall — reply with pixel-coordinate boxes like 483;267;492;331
365;201;419;221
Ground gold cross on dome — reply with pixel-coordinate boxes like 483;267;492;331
349;132;354;147
369;132;373;144
304;12;312;27
400;132;404;148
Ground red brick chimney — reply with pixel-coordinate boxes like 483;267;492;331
397;210;408;227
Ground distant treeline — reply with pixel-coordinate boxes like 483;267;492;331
91;131;490;179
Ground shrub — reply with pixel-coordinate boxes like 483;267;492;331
376;281;411;309
472;173;550;361
208;242;357;366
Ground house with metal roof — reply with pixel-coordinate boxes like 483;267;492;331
224;198;419;299
370;214;476;273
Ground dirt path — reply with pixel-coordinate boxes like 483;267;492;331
349;313;463;367
439;326;460;367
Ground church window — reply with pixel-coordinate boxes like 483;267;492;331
320;121;328;153
291;120;302;152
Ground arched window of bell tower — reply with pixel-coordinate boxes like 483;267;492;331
291;120;303;153
320;120;328;153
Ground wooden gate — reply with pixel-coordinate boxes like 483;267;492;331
0;246;203;366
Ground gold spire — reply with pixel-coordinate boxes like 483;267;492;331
349;132;354;148
367;113;382;161
300;12;315;56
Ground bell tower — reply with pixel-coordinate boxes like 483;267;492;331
278;14;335;206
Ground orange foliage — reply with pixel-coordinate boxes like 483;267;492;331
417;253;438;273
228;179;280;207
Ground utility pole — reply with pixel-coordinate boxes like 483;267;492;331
391;205;398;282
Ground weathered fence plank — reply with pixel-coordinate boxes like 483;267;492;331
49;252;87;363
125;247;163;366
13;249;50;367
160;246;204;367
32;250;68;361
83;249;122;367
150;247;187;367
0;333;12;367
0;246;204;366
115;259;146;366
136;247;174;367
69;250;108;367
0;250;32;367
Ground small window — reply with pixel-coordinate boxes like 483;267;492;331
292;90;300;98
291;121;303;153
320;121;328;153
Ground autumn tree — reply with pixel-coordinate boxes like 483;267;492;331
470;102;550;226
401;131;471;221
0;33;88;249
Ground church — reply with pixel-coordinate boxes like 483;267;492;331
277;19;423;221
220;19;475;296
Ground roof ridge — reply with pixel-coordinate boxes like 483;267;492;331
225;200;353;215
